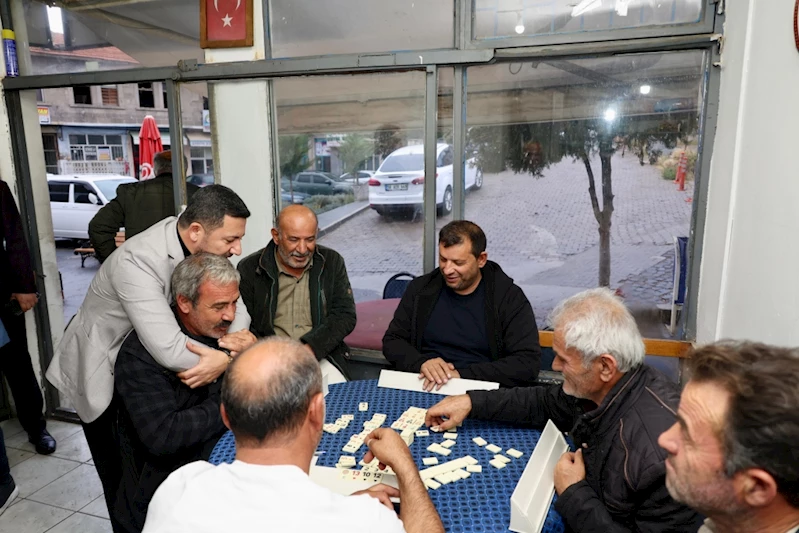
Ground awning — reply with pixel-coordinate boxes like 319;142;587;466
186;131;212;148
130;131;172;146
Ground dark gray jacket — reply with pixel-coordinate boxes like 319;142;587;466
237;241;356;377
468;365;703;533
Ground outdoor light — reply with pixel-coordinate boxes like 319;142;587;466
515;13;525;34
640;85;651;95
604;108;617;122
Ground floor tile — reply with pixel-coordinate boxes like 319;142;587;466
9;455;81;498
7;447;35;468
0;499;72;533
51;431;92;464
80;496;110;520
0;418;24;439
28;464;104;511
48;512;112;533
6;420;83;454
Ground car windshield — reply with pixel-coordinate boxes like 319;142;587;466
379;153;424;172
94;179;134;201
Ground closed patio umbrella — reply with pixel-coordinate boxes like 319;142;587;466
138;115;163;180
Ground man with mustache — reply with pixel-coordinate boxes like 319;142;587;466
237;205;356;382
113;253;254;533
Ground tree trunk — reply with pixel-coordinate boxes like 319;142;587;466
598;146;614;287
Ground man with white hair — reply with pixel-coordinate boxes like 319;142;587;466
425;288;701;532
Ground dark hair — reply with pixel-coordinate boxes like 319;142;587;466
438;220;486;258
688;341;799;508
153;150;188;177
221;338;322;447
178;184;250;231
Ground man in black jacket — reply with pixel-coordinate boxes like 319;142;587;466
114;253;256;533
426;288;702;533
0;180;56;455
383;220;540;389
237;205;356;381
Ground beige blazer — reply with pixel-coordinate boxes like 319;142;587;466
46;216;251;423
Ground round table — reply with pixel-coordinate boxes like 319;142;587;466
210;380;564;533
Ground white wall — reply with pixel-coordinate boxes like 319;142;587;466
697;0;799;345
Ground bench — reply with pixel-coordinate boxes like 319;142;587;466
73;247;96;268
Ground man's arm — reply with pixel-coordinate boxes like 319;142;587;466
88;193;126;263
468;384;578;430
115;339;225;456
301;254;356;359
0;181;36;294
458;286;541;387
382;281;430;373
555;463;701;533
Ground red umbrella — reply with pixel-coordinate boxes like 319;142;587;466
138;115;163;180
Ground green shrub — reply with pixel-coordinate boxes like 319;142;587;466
306;193;356;215
662;167;677;181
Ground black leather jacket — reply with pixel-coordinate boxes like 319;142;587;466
469;365;703;533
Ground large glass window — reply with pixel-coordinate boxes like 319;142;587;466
463;51;705;337
474;0;705;40
274;72;427;307
269;0;455;58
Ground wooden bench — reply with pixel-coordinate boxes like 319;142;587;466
73;247;96;268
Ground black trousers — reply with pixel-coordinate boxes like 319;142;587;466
82;399;126;533
0;310;45;437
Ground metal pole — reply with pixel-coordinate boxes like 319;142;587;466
452;65;467;220
3;91;59;415
267;80;282;225
165;79;187;215
423;65;438;274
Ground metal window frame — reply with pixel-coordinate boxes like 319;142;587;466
1;2;722;418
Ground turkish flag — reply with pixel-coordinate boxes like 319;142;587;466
202;0;252;48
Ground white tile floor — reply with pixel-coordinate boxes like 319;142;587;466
0;418;111;533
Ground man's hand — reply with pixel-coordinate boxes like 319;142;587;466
351;484;400;511
419;358;458;391
424;394;472;432
554;449;586;495
114;231;126;248
11;293;38;313
177;341;229;388
362;428;417;477
218;329;257;356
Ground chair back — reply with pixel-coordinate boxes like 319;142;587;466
383;272;416;299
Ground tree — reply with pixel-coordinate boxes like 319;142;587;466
278;135;310;179
471;112;697;288
337;134;374;185
374;124;405;158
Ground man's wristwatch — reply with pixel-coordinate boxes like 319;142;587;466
220;347;233;364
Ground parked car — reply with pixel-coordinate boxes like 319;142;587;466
281;189;309;205
47;174;136;240
186;173;215;187
340;170;374;183
368;144;482;217
287;171;353;196
189;173;306;205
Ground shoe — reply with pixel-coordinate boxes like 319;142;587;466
0;479;19;517
28;429;57;455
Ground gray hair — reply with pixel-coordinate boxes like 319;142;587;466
549;287;645;372
170;252;240;305
222;337;323;446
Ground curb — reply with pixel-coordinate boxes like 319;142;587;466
318;201;370;238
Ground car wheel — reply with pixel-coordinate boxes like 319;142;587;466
471;169;483;190
437;186;453;216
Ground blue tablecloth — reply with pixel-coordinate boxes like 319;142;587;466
210;379;564;533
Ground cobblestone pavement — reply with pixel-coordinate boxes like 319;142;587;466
321;152;693;327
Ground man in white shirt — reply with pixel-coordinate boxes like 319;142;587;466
143;337;444;533
658;341;799;533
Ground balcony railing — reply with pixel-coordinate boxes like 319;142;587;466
58;160;130;176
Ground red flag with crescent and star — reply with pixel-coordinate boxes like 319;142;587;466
201;0;253;48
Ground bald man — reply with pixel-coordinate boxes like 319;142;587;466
143;338;444;533
237;205;356;382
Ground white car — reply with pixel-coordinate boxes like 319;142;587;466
340;170;375;183
47;174;136;240
368;144;482;217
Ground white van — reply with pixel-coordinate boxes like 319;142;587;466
47;174;136;240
